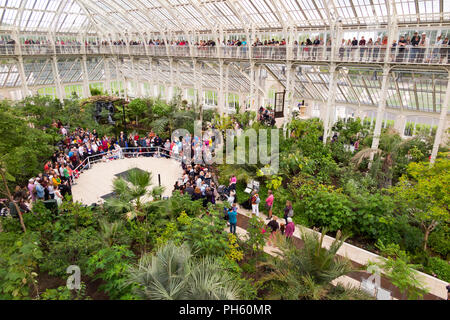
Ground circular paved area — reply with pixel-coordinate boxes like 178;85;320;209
72;157;183;206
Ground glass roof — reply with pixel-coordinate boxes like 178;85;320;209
0;0;448;34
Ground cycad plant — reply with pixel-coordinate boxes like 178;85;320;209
260;229;372;300
104;168;165;221
127;241;243;300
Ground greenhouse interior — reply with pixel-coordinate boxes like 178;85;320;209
0;0;449;303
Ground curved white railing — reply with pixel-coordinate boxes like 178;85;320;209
70;146;182;182
1;44;448;65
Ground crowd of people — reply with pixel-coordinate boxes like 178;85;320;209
258;106;276;126
0;112;299;251
2;33;447;64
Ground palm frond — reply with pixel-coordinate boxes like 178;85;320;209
104;197;133;215
112;178;132;201
127;242;243;300
127;168;152;189
351;148;382;166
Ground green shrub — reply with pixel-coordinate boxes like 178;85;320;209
40;282;91;300
40;227;102;277
300;187;354;233
428;224;450;258
424;257;450;282
86;245;136;299
0;231;43;299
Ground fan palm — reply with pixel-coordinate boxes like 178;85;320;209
351;130;408;188
104;168;165;221
127;241;243;300
259;229;371;300
98;218;129;247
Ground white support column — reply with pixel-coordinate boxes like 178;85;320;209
148;57;154;97
323;63;338;144
193;59;203;107
175;59;182;100
17;56;29;98
114;57;122;97
81;55;91;98
12;29;29;98
249;61;255;112
218;27;224;58
168;58;174;101
255;64;262;110
103;58;112;95
131;58;142;98
369;0;397;161
225;63;230;113
154;60;160;98
430;74;450;164
287;26;294;61
369;66;391;161
218;60;225;115
284;62;295;132
51;56;65;100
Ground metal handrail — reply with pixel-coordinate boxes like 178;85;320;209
70;146;182;182
1;43;447;65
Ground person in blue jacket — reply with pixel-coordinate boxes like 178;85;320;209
228;203;238;234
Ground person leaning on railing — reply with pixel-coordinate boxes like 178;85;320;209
418;32;430;63
359;36;366;61
397;35;407;62
441;37;449;64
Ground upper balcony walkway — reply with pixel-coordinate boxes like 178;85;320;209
1;44;449;71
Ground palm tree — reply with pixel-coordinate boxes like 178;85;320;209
104;168;165;221
259;229;373;300
351;129;407;188
127;241;243;300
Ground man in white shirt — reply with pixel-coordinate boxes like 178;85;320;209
78;145;85;159
418;33;430;62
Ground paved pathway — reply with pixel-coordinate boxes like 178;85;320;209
227;202;366;292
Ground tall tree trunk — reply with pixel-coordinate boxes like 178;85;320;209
423;229;430;251
0;168;26;233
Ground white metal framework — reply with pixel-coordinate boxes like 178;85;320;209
0;0;449;162
0;0;448;34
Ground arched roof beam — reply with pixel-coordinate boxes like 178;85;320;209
92;0;143;34
267;0;287;30
12;0;26;32
223;0;247;30
129;0;167;36
75;0;125;37
153;0;193;36
187;0;215;32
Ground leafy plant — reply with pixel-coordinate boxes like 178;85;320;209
40;282;91;300
0;231;42;299
86;245;136;299
245;216;269;255
390;159;450;251
371;241;429;300
259;229;369;300
127;241;244;300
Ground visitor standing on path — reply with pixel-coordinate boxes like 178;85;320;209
251;190;260;217
285;218;295;239
283;200;293;224
229;175;237;192
228;203;238;235
265;190;274;220
267;216;279;246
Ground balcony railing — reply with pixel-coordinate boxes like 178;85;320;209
0;44;447;65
